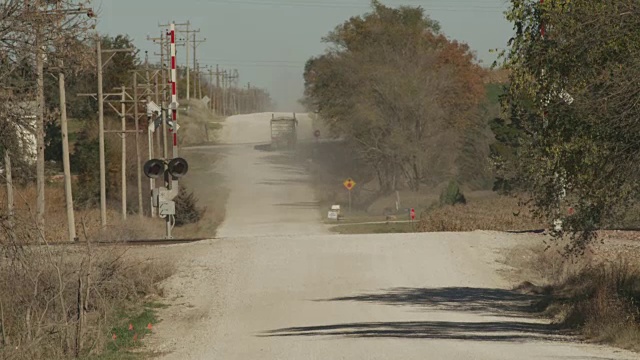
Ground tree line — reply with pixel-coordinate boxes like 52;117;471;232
492;0;640;252
303;0;640;251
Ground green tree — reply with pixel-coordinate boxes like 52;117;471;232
440;180;466;206
303;1;485;193
499;0;640;253
70;122;118;207
101;34;139;93
44;120;62;163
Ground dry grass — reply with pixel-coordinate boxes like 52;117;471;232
562;261;640;350
0;239;175;359
0;183;176;358
0;182;172;243
178;100;223;146
506;241;640;352
419;195;543;232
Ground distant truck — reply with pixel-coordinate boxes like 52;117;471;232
270;113;298;150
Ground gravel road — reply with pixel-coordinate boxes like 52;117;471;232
146;113;638;360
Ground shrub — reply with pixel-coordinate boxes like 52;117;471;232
174;184;206;227
439;180;466;206
71;127;102;207
44;120;62;163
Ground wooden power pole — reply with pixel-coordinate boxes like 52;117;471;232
4;152;15;243
58;61;77;241
35;32;45;240
120;85;127;221
133;73;143;218
80;42;135;225
96;39;107;227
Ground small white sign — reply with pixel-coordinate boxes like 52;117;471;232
328;211;339;220
147;101;161;116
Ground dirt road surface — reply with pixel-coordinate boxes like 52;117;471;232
146;113;638;359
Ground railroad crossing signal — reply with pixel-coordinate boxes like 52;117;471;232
143;157;189;180
343;178;356;191
410;208;416;220
144;159;165;179
143;157;189;221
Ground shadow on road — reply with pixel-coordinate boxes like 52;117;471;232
262;287;569;342
260;320;561;342
324;287;544;316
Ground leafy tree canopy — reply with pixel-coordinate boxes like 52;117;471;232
498;0;640;253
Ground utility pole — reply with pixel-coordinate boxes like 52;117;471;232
208;66;214;111
58;61;77;241
197;62;203;99
82;40;134;227
148;31;166;160
215;64;220;113
28;2;95;241
154;56;161;159
183;22;192;102
161;50;168;162
191;33;206;98
129;63;165;219
192;33;196;97
227;69;239;115
52;0;93;243
120;85;127;221
96;39;106;227
145;53;156;218
4;152;15;243
35;28;45;240
247;82;252;114
133;73;143;218
222;70;227;116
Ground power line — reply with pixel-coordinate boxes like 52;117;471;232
145;55;307;68
204;0;505;11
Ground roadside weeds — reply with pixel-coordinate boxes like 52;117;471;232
505;241;640;352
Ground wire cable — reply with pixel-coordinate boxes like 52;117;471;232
204;0;504;12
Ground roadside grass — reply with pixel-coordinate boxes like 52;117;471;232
0;240;175;360
505;242;640;353
91;302;168;360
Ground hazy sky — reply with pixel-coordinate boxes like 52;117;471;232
95;0;512;111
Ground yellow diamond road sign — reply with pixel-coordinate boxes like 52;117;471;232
344;178;356;191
